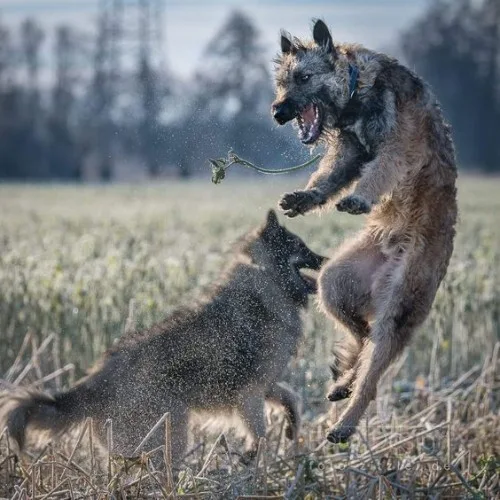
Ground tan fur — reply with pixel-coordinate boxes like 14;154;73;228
272;20;457;442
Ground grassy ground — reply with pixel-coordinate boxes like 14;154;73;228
0;176;499;498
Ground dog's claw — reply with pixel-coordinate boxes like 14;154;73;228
279;190;325;217
327;425;355;444
285;424;295;440
327;385;352;402
336;194;371;215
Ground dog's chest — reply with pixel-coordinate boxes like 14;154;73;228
267;306;302;348
342;119;370;153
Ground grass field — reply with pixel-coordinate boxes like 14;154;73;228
0;176;499;498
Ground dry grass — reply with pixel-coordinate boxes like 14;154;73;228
0;177;499;498
0;333;498;498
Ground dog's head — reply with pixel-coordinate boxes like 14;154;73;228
250;210;327;304
272;19;352;145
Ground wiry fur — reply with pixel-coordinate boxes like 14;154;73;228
0;210;326;460
272;20;457;442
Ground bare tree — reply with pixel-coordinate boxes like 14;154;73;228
48;26;81;179
85;9;115;180
137;48;161;176
20;19;44;107
0;16;13;90
19;19;46;177
195;10;271;122
401;0;500;171
180;10;297;174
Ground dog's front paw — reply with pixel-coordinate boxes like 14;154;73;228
336;194;371;215
326;424;356;444
279;190;325;218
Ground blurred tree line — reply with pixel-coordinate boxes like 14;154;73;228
0;10;302;181
401;0;500;172
0;1;499;181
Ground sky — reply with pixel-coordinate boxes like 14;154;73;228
0;0;429;80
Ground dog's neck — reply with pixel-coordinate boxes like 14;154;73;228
335;65;364;131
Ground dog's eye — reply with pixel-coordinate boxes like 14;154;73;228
299;74;311;83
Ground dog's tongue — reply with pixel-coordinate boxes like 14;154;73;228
300;104;315;125
298;104;320;143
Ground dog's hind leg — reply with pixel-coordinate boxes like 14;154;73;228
236;390;266;460
107;400;189;469
265;382;301;440
318;232;385;401
327;253;435;443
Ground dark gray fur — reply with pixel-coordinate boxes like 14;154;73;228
0;210;326;461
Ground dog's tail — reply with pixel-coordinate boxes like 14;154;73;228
0;388;85;450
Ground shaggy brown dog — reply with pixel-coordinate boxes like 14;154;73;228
272;20;457;442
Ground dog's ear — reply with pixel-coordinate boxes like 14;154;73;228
312;19;335;56
258;209;281;244
265;209;280;229
280;31;295;55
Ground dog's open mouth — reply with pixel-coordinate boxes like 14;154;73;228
291;262;318;293
290;252;326;294
297;103;322;144
298;269;318;292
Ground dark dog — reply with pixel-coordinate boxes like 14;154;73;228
1;210;326;460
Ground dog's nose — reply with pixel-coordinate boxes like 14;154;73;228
272;101;292;125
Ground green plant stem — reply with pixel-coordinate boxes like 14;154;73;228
225;153;322;175
209;150;322;184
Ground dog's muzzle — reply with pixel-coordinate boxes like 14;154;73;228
272;99;296;125
304;251;328;271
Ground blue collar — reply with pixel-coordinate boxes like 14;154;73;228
348;64;359;99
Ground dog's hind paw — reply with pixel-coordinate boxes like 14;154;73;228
327;385;352;402
326;424;356;444
336;194;371;215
